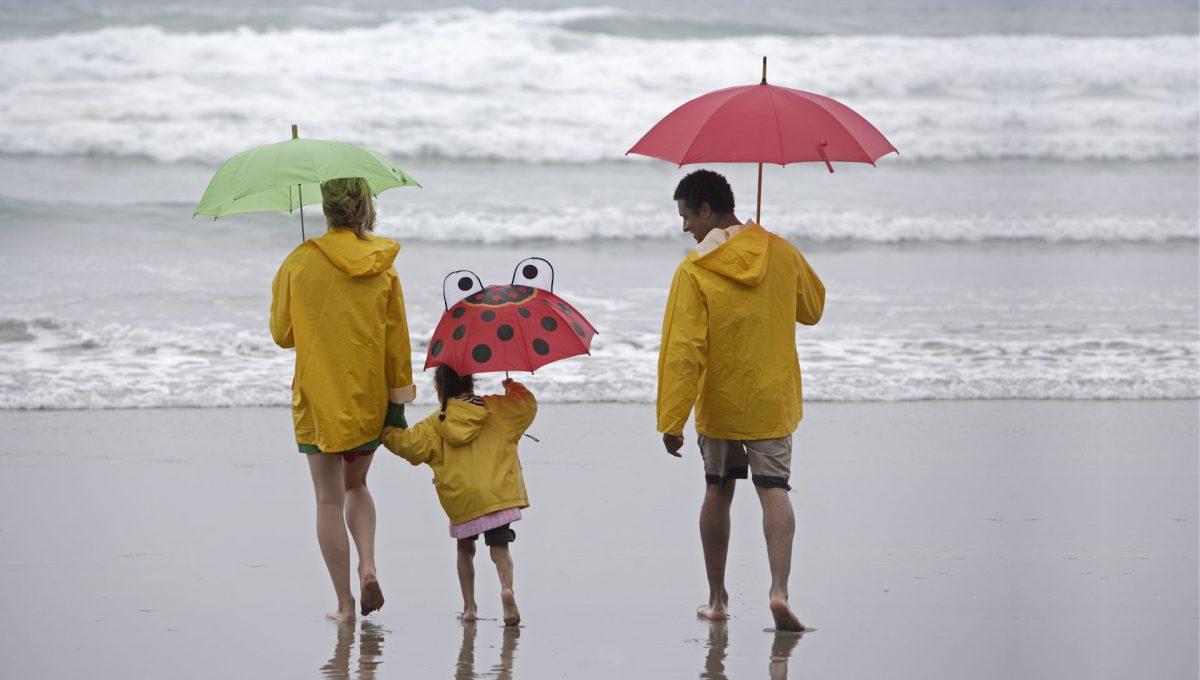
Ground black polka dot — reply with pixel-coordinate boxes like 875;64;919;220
532;339;550;356
522;264;538;280
481;310;496;322
540;316;558;332
518;308;531;318
497;325;514;341
457;276;473;291
472;344;492;363
572;322;585;337
451;307;465;318
431;339;443;356
452;325;466;340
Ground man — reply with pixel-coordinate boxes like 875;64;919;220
657;169;825;632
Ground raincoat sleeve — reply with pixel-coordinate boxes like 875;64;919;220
795;250;825;326
499;381;537;436
656;267;708;436
382;416;437;466
385;270;416;405
269;259;295;349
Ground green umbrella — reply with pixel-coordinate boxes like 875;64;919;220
193;125;420;240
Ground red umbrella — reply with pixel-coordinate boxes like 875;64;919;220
627;57;897;222
425;257;597;375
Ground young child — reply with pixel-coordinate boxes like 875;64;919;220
382;366;536;626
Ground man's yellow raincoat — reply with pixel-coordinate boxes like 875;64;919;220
657;223;825;440
382;382;535;525
270;229;416;453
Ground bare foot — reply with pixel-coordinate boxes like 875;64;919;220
769;598;804;632
459;605;478;622
696;603;729;621
326;604;356;623
360;577;385;616
500;588;521;626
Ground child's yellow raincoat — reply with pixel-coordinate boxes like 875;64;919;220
270;229;416;453
657;223;825;440
383;382;535;524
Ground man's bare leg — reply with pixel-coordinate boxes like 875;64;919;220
756;485;804;631
344;455;383;615
698;480;736;620
457;539;478;621
308;453;355;622
490;544;520;626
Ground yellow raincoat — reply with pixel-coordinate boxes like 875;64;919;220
382;382;535;525
270;228;416;453
657;222;825;440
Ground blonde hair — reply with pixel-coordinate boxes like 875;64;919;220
320;177;376;240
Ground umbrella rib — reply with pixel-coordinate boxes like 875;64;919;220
677;88;746;165
768;87;786;165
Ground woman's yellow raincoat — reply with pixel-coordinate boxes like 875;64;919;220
382;382;535;525
270;228;416;453
657;223;825;440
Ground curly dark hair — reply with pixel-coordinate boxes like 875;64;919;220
673;169;735;215
434;365;475;421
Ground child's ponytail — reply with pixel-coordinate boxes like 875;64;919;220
433;365;475;421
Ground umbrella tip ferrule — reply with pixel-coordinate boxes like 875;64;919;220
291;124;299;139
761;56;767;84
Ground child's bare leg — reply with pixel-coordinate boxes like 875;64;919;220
490;544;520;626
457;539;478;621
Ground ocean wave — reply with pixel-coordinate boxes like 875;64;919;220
1;316;1195;410
0;9;1195;163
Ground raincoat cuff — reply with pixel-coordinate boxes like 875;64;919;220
389;385;416;404
385;402;408;429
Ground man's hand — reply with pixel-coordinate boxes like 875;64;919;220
663;433;684;457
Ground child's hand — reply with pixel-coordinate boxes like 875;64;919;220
502;377;514;387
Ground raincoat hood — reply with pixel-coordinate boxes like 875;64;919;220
434;399;491;446
311;229;400;277
690;223;770;287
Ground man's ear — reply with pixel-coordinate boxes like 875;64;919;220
699;201;713;219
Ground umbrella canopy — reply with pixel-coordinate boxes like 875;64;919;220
627;83;897;169
193;129;419;220
627;58;896;222
426;258;597;375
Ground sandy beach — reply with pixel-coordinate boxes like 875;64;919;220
0;400;1194;679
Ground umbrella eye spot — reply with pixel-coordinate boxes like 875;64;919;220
451;307;466;319
452;325;466;341
497;325;514;341
518;308;532;318
532;339;550;356
540;317;558;332
457;277;474;292
522;265;538;279
572;322;585;337
472;344;492;363
481;310;496;322
431;339;443;357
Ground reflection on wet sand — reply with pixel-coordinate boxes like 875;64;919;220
701;622;805;680
456;622;521;679
321;620;386;680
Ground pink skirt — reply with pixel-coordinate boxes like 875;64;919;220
450;507;523;539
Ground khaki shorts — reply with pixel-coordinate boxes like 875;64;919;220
697;434;792;490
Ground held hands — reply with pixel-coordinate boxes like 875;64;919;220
662;433;684;457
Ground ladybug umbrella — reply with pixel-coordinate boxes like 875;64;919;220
626;57;897;223
426;257;597;376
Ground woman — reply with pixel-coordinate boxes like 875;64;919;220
270;176;416;622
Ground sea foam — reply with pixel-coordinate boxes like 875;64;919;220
0;8;1195;164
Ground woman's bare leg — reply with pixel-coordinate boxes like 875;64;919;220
344;454;383;615
308;453;354;621
457;539;478;621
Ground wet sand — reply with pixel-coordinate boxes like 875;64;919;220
0;401;1196;678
